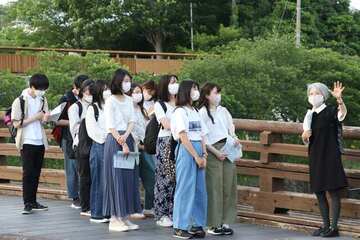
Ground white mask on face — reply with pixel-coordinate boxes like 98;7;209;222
143;90;152;101
191;90;200;101
308;94;324;108
83;95;93;103
168;83;179;95
214;94;221;106
35;90;46;97
132;93;143;103
122;81;131;93
103;90;111;100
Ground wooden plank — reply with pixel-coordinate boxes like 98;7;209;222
0;143;64;159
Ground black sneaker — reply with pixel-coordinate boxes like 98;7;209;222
312;227;330;237
322;228;339;238
207;226;223;236
22;204;33;215
173;228;193;239
32;202;48;211
71;198;81;209
222;224;234;235
189;226;206;238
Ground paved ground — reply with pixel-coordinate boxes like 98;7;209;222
0;195;353;240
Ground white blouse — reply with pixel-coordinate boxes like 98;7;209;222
104;95;135;132
154;101;175;138
85;103;107;144
132;107;147;142
199;106;236;145
68;100;90;147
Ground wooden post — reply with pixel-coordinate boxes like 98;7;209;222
259;131;283;163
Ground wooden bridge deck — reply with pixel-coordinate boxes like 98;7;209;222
0;195;353;240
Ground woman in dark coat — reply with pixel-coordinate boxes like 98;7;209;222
302;81;348;238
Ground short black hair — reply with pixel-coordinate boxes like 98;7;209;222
176;80;199;107
110;68;132;95
73;75;89;89
79;79;95;99
157;75;178;102
29;73;49;90
90;80;107;109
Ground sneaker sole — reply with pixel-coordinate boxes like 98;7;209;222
90;219;110;223
21;211;32;215
127;226;140;231
207;231;223;236
109;227;129;232
172;234;192;239
71;205;81;209
32;208;48;211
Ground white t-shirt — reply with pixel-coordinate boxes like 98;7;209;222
154;101;175;138
85;103;107;144
104;95;135;132
199;106;235;145
22;90;44;145
68;100;90;147
132;107;147;142
171;106;208;141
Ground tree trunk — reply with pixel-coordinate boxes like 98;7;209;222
146;30;164;59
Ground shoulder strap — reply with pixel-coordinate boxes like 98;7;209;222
159;101;167;113
92;104;99;122
76;101;83;118
19;96;25;126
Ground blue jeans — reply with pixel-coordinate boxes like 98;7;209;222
173;141;207;230
62;138;79;199
90;142;105;218
139;151;155;210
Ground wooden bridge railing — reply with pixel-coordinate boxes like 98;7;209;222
0;46;197;74
0;115;360;235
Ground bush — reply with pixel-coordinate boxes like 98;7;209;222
180;35;360;125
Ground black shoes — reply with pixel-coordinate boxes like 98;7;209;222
22;204;33;215
173;229;193;239
32;202;48;211
312;227;339;237
222;224;234;235
189;226;206;238
207;225;234;236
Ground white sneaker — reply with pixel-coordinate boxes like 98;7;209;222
109;219;129;232
124;219;140;231
130;213;146;219
156;216;173;228
143;209;155;217
71;203;81;209
90;218;110;223
80;210;91;217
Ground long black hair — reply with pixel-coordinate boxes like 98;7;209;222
198;82;221;124
129;82;148;120
157;74;178;102
90;80;108;110
176;80;199;108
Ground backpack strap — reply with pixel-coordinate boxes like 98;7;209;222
76;101;83;118
19;96;25;126
92;104;99;122
158;101;168;129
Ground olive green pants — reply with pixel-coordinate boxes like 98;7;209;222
206;141;238;227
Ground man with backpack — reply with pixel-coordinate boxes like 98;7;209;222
53;75;88;209
68;79;95;216
11;74;50;214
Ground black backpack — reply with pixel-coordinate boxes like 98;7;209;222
75;102;99;159
4;95;44;143
144;101;167;154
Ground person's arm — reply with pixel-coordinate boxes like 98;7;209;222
154;102;171;129
56;119;69;126
68;104;80;143
302;110;313;144
224;107;240;145
86;106;106;143
331;81;347;122
11;98;43;128
179;131;206;168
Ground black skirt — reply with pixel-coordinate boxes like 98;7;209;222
308;105;348;193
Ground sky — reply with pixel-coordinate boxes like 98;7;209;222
0;0;360;9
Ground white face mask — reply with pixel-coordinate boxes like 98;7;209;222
143;90;152;101
214;94;221;106
83;95;93;103
35;90;46;97
103;90;111;100
122;81;131;93
132;93;143;103
308;94;324;108
168;83;179;95
191;90;200;101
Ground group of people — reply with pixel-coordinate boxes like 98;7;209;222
10;67;348;238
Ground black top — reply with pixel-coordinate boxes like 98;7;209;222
308;105;348;193
58;90;78;142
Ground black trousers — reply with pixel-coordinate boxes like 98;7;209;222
77;154;91;212
21;144;45;206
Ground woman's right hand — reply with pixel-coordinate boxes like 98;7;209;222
122;143;130;155
195;156;206;168
216;150;227;161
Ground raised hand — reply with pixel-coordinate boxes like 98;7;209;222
331;81;345;100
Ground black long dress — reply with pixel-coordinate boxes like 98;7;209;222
308;105;348;193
